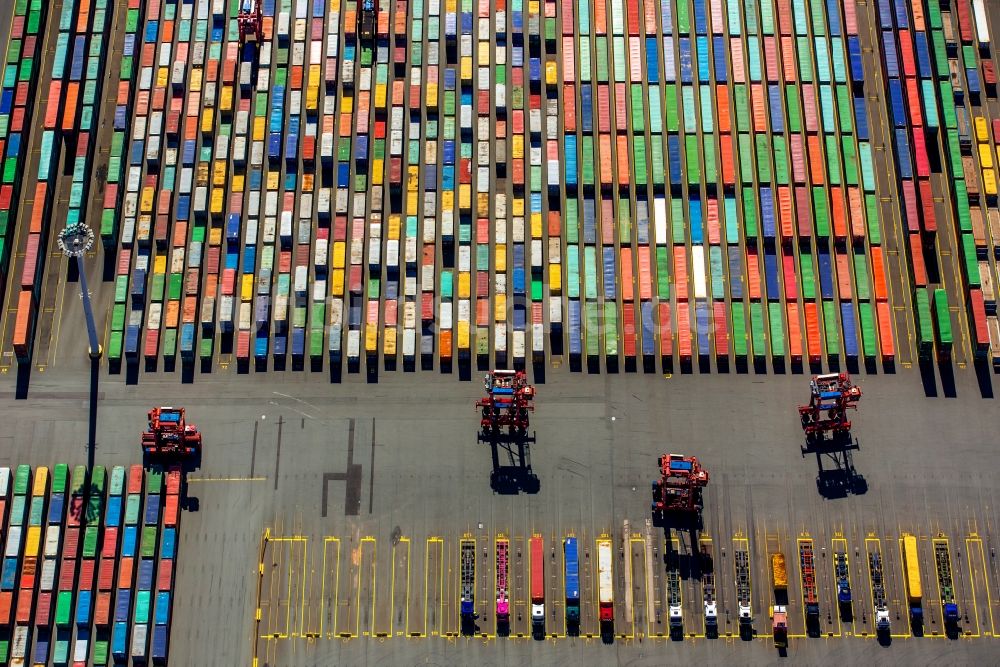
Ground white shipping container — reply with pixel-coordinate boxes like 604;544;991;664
4;526;20;557
386;239;400;267
512;217;524;244
548;239;562;264
315;239;329;267
402;329;416;358
532;323;545;354
653;197;667;244
201;297;215;325
547;160;560;186
405;276;417;297
147;303;163;331
40;558;56;590
347;330;361;358
257;68;270;92
549;296;562;323
368;240;381;267
73;637;89;662
478;117;490;140
531;239;543;268
313;281;326;302
277;11;290;36
294;266;308;295
439;303;453;330
495;274;507;295
495;324;507;352
973;0;990;45
44;525;60;556
239;302;253;331
513;330;526;359
692;245;707;299
12;625;28;658
421;265;435;292
131;624;148;659
0;468;7;496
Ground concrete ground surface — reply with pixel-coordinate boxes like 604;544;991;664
1;365;999;665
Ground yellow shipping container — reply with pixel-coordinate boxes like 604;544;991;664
190;68;203;92
387;214;401;240
458;272;471;298
512;135;524;159
331;269;345;295
196;162;209;186
306;88;318;112
426;83;438;110
531;212;543;239
31;467;48;497
372;159;384;185
512;197;524;217
341;95;353;113
495;294;507;321
211;189;224;215
442;190;454;211
407;166;420;192
545;61;558;86
140;187;155;214
406;191;419;216
771;553;788;589
902;534;922;601
267;171;280;191
301;173;313;192
384;327;396;355
219;85;233;113
154;255;167;274
201;108;214;134
461;56;473;81
213;160;227;186
253;117;266;141
549;264;562;294
374;82;387;108
365;326;378;353
230;174;245;193
446;0;456;12
209;228;222;246
477;193;490;217
980;143;994;169
457;321;471;349
529;0;540;14
495;243;507;271
459;184;471;211
975;116;989;142
983;168;997;197
156;67;169;88
241;274;254;300
332;241;347;268
478;42;490;65
25;526;41;557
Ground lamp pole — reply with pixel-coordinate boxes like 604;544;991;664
58;223;100;467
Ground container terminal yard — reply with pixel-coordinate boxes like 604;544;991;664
0;0;998;663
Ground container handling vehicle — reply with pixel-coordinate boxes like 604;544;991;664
359;0;377;41
798;373;862;442
835;550;852;613
651;454;709;520
237;0;263;43
476;370;536;435
141;408;202;460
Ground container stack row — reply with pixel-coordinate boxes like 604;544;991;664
5;0;50;361
0;465;178;667
0;0;47;287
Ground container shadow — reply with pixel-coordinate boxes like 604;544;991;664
803;435;867;500
480;430;539;495
125;360;140;385
918;359;938;397
15;361;31;399
938;360;957;398
974;358;994;398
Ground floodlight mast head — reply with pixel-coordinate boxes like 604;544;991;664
58;223;101;359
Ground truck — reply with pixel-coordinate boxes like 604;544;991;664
667;569;683;632
799;541;820;632
771;553;788;648
901;534;923;627
700;543;718;635
597;539;614;626
460;540;475;634
496;539;510;626
835;551;851;607
564;538;580;627
529;535;545;636
933;537;960;629
735;548;753;630
868;551;891;634
358;0;376;41
772;605;788;648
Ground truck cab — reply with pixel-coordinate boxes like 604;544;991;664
944;602;959;625
772;605;788;648
669;604;683;629
738;603;752;626
704;601;718;630
531;602;545;628
837;578;852;605
875;607;891;634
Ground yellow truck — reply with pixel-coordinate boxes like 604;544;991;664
771;553;788;590
901;534;923;626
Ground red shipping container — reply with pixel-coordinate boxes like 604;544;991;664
804;302;822;363
94;591;111;628
144;329;160;359
623;304;636;358
673;246;688;300
101;528;118;559
597;85;611;133
0;591;12;625
638;246;652;300
166;467;182;495
720;134;736;186
955;0;973;43
918;178;937;234
59;561;76;591
594;0;606;34
563;83;576;131
158;559;174;590
64;527;80;555
898;30;915;77
848;187;866;241
777;186;794;240
237;331;251;358
906;78;923;128
876;302;895;361
706;197;720;244
117;557;134;590
764;37;780;83
614;83;627;132
98;559;115;590
713;302;729;357
746;249;761;300
677;301;692;361
909;233;927;286
78;560;95;591
36;591;51;627
16;587;33;624
20;233;39;289
901;179;920;233
128;465;144;495
782;253;799;300
835;251;852;300
830;187;847;241
658;303;672;359
786;302;803;362
777;0;793;35
912;129;929;177
618;247;633;302
969;289;990;352
983;60;997;91
476;298;490;326
43;80;62;129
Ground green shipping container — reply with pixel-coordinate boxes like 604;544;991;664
822;300;840;356
585;302;600;357
858;302;877;359
767;302;785;358
55;590;73;626
604;303;618;357
731;303;748;357
914;288;934;356
749;302;766;359
52;464;68;494
141;525;159;558
125;494;141;524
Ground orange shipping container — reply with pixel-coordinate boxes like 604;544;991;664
804;302;822;362
658;303;672;358
12;290;34;359
638;246;652;300
595;0;606;34
830;187;847;241
620;247;634;302
599;134;613;185
61;82;79;131
0;591;12;625
876;302;895;360
673;246;688;300
616;135;630;185
94;591;111;627
720;134;736;185
786;302;803;361
835;251;852;300
440;330;453;360
746;250;761;300
716;85;730;133
30;183;47;233
848;187;865;241
807;135;825;183
870;247;888;302
677;301;692;360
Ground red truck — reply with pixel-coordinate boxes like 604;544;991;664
530;536;544;635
